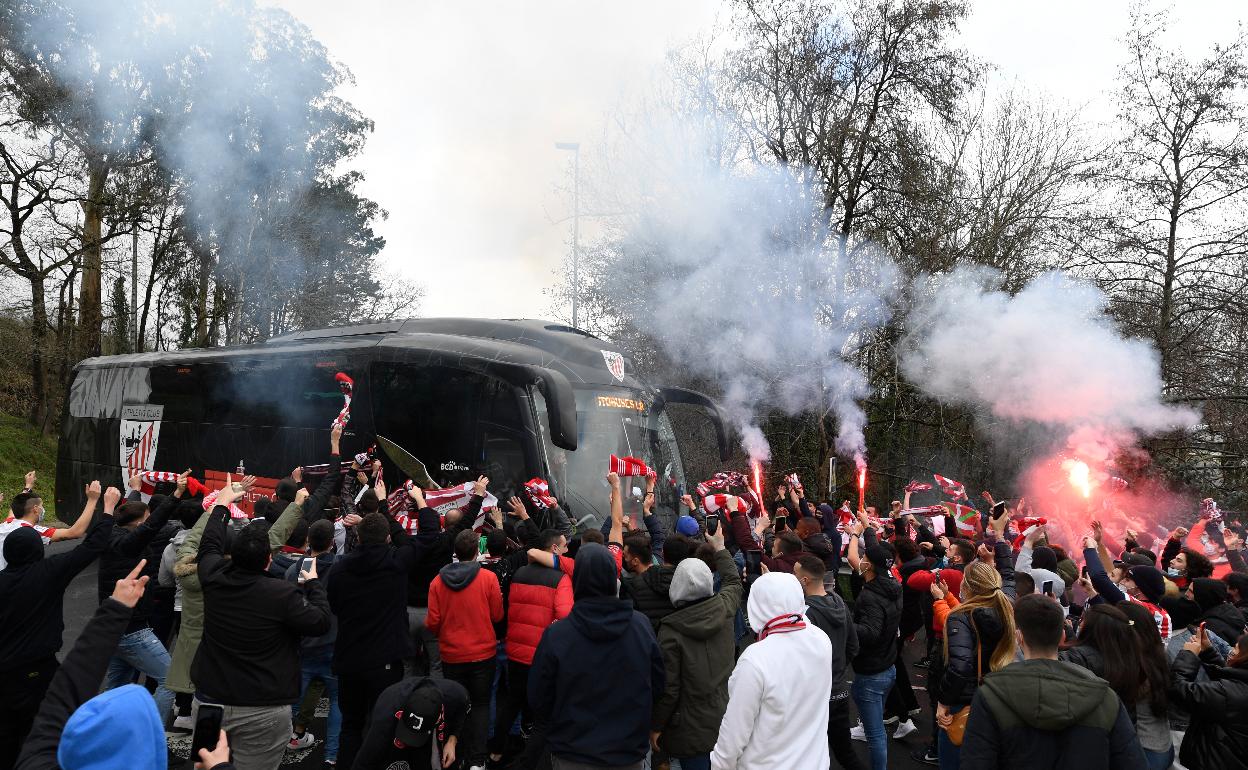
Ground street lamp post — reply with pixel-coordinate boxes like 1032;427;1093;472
555;141;580;329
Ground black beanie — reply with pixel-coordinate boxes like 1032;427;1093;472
274;477;298;504
2;526;44;568
1031;545;1059;572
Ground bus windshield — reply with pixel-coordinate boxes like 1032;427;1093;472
534;387;688;532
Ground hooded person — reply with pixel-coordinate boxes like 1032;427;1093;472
711;572;833;770
651;527;742;767
424;530;503;769
1192;577;1246;646
528;543;664;769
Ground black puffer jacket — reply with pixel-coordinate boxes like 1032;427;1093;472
622;565;676;632
851;576;902;675
940;605;1007;710
1169;649;1248;770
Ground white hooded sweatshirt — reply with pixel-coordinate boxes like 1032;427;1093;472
711;572;833;770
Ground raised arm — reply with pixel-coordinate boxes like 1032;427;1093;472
48;478;100;542
608;471;624;545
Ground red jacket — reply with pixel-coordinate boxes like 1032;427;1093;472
505;563;573;665
426;562;504;664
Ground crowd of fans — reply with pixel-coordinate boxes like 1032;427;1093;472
0;428;1246;770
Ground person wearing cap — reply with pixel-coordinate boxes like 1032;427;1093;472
529;543;664;770
650;524;741;770
0;484;118;769
711;571;832;770
1082;531;1173;640
674;514;701;540
848;541;902;770
352;677;469;770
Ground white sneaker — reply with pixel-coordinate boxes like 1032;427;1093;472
894;719;917;739
850;722;866;742
171;715;194;731
287;731;315;751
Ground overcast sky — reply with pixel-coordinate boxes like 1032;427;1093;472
272;1;1244;321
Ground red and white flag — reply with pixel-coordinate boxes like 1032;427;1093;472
609;455;656;479
905;480;933;493
933;474;967;500
942;501;979;533
425;483;498;523
696;471;747;499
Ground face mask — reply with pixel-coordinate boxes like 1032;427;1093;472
1166;568;1184;578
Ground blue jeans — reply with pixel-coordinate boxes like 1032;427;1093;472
1144;747;1174;770
851;666;895;770
292;649;340;762
938;726;960;770
671;754;710;770
105;627;174;724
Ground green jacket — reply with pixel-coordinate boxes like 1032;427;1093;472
651;547;743;757
165;501;303;694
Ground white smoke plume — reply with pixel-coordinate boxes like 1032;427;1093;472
900;267;1199;455
591;117;897;465
10;0;366;285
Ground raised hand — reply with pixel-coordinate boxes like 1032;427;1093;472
24;470;36;489
606;471;620;489
103;486;122;512
473;475;489;497
507;496;529;520
1171;526;1189;541
680;494;696;512
295;487;311;506
85;480;102;501
112;559;150;608
292;466;304;483
128;473;142;491
176;468;191;494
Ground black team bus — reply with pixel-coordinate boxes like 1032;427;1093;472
55;318;730;530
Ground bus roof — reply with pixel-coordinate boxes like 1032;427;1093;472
73;318;647;391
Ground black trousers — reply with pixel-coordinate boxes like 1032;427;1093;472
489;660;531;755
337;660;403;770
0;656;58;770
829;694;867;770
444;658;495;765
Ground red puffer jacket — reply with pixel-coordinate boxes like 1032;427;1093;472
505;563;573;665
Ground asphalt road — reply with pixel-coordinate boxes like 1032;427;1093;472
49;539;937;769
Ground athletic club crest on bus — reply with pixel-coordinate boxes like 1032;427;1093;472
601;350;625;382
120;404;164;483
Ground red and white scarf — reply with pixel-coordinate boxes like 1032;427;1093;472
696;471;747;499
905;480;933;493
136;471;210;499
524;478;557;510
331;372;354;429
203;488;249;520
609;455;656;479
702;494;751;515
933;473;967;500
757;613;807;641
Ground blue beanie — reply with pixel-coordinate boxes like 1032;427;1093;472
676;515;700;537
58;685;165;770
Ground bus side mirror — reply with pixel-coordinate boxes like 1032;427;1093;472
524;366;578;452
